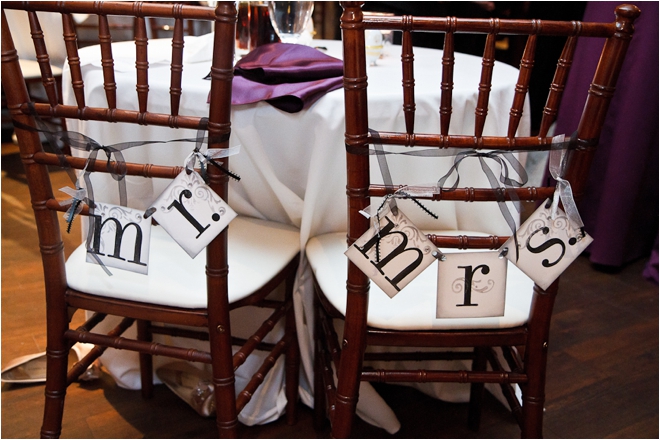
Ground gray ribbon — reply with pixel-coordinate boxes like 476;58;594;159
347;129;584;260
548;132;586;238
436;148;527;236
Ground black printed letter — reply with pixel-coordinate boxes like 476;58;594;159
354;217;424;292
456;264;490;307
167;189;210;239
526;226;566;268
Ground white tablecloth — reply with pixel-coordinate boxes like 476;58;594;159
63;35;528;431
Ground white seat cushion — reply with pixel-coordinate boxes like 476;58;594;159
66;216;300;308
306;232;535;331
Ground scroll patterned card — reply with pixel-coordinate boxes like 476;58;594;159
436;251;506;318
148;170;237;258
86;202;152;274
503;199;593;290
345;208;439;298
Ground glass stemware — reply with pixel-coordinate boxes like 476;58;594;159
267;1;314;44
235;1;251;57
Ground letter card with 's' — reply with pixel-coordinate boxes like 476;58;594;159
345;208;439;298
148;170;237;258
502;199;592;290
86;202;152;274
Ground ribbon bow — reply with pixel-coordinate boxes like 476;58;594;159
548;132;586;239
437;148;528;237
188;146;242;183
59;186;88;232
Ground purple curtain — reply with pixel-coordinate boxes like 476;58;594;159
552;1;658;278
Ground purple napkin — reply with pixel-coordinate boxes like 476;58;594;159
235;42;343;84
208;43;343;113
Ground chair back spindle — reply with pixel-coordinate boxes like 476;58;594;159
401;26;415;134
170;16;186;116
439;27;454;136
508;34;536;138
475;31;496;137
538;36;578;138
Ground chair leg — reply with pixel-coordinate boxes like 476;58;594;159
330;290;368;439
212;358;239;437
521;342;546;438
331;363;360;438
40;346;69;439
137;320;153;399
521;282;558;438
521;371;545;438
209;306;239;438
284;274;300;426
313;295;328;431
468;346;487;431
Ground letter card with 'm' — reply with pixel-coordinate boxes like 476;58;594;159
345;208;439;298
86;202;152;274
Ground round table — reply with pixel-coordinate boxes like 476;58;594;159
63;36;528;430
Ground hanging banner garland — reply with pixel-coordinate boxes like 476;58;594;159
345;129;593;302
13;106;240;274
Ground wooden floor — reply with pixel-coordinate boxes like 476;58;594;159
1;147;658;438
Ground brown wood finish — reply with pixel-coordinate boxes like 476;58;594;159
1;2;299;438
313;2;641;438
24;10;60;111
8;10;69;137
439;27;454;136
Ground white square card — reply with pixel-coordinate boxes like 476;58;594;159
149;170;237;258
436;251;506;318
345;208;439;298
503;199;593;290
86;202;152;274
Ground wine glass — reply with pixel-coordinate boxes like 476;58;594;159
267;1;314;45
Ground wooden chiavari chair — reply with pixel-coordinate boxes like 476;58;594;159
308;1;640;437
1;2;300;437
